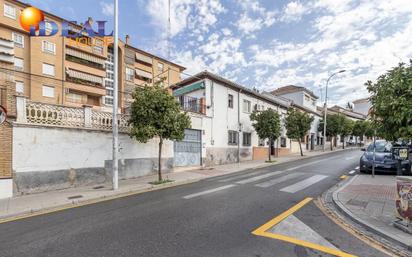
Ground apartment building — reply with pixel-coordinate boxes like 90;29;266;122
0;0;185;113
171;71;293;167
352;97;371;117
271;85;323;151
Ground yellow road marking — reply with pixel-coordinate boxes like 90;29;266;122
340;175;348;180
252;197;358;257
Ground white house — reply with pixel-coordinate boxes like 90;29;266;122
353;98;371;117
271;85;323;152
171;71;293;167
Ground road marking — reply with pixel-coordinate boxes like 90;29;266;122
219;170;263;182
355;166;359;170
182;185;236;199
345;156;355;160
252;197;357;257
235;171;287;184
280;175;328;193
255;172;303;188
340;175;348;180
349;170;356;175
286;156;337;171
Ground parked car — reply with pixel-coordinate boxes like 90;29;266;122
359;140;411;175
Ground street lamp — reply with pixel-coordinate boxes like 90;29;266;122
112;0;119;190
322;69;346;151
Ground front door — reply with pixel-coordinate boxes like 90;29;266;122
174;129;202;167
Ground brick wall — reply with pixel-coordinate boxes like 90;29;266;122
0;81;15;178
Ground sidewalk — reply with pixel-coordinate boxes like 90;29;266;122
332;174;412;249
0;147;352;222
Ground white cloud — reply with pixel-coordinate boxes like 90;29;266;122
100;1;114;16
236;0;277;35
281;1;307;22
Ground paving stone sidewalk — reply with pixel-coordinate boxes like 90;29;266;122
333;174;412;249
0;148;350;221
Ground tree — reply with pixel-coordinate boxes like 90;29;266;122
284;108;314;156
318;114;343;150
129;85;191;182
352;120;367;145
366;60;412;141
250;109;281;162
340;117;354;149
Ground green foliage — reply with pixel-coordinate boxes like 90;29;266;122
341;117;354;137
250;109;281;161
129;85;191;143
129;84;191;181
366;60;412;141
285;108;314;141
318;114;343;137
352;120;367;138
250;109;281;141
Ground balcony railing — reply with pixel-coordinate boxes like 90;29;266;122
178;96;206;115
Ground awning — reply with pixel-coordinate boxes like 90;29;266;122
135;52;152;64
66;47;105;66
173;81;205;96
135;69;152;79
66;69;103;85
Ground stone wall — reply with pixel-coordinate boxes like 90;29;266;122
205;147;252;166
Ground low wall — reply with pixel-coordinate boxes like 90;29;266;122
253;147;268;160
13;125;173;194
205;147;252;166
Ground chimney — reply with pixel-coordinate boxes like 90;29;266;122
125;35;130;45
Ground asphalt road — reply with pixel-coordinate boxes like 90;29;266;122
0;149;388;257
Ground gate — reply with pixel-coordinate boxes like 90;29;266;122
174;129;202;167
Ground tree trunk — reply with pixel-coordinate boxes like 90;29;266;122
268;138;272;162
342;136;345;149
158;137;163;181
298;138;303;156
330;137;333;151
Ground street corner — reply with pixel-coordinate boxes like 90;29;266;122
251;197;358;257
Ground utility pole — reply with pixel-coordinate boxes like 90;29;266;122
112;0;119;190
323;70;346;151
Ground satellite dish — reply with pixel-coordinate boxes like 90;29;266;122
0;106;6;125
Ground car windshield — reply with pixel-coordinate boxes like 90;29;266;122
367;141;392;152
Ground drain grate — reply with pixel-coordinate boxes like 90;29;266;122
93;185;104;189
68;195;83;200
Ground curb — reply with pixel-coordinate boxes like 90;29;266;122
331;175;412;250
0;147;357;223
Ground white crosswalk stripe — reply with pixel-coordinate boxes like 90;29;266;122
349;170;356;174
235;170;287;184
219;170;264;182
285;156;336;171
280;175;328;193
255;172;303;188
183;185;236;199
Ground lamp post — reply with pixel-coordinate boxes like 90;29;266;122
112;0;119;190
322;70;346;151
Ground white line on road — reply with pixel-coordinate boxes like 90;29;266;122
183;185;236;199
219;170;264;182
355;166;359;170
345;156;355;160
349;170;356;174
280;175;328;193
286;156;337;171
235;171;287;184
255;172;303;188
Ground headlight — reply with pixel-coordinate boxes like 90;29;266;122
361;155;368;162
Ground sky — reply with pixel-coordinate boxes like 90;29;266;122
25;0;412;107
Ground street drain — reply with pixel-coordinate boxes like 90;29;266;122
93;185;104;189
68;195;83;200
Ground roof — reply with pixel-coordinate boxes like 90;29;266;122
11;0;185;71
352;97;370;104
322;105;366;120
172;71;292;109
291;102;322;117
271;85;319;99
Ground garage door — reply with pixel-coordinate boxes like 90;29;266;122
174;129;201;167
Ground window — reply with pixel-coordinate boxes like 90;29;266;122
126;67;134;81
15;81;24;93
228;130;238;145
304;94;310;101
12;32;24;48
93;39;103;54
106;72;114;80
243;132;251;146
14;57;23;70
45;20;53;34
157;62;164;73
4;3;16;19
228;94;233;108
42;86;54;98
105;97;113;105
42;63;55;76
42;41;56;54
243;99;251;113
280;137;287;148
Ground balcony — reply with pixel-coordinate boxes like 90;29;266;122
178;95;206;115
